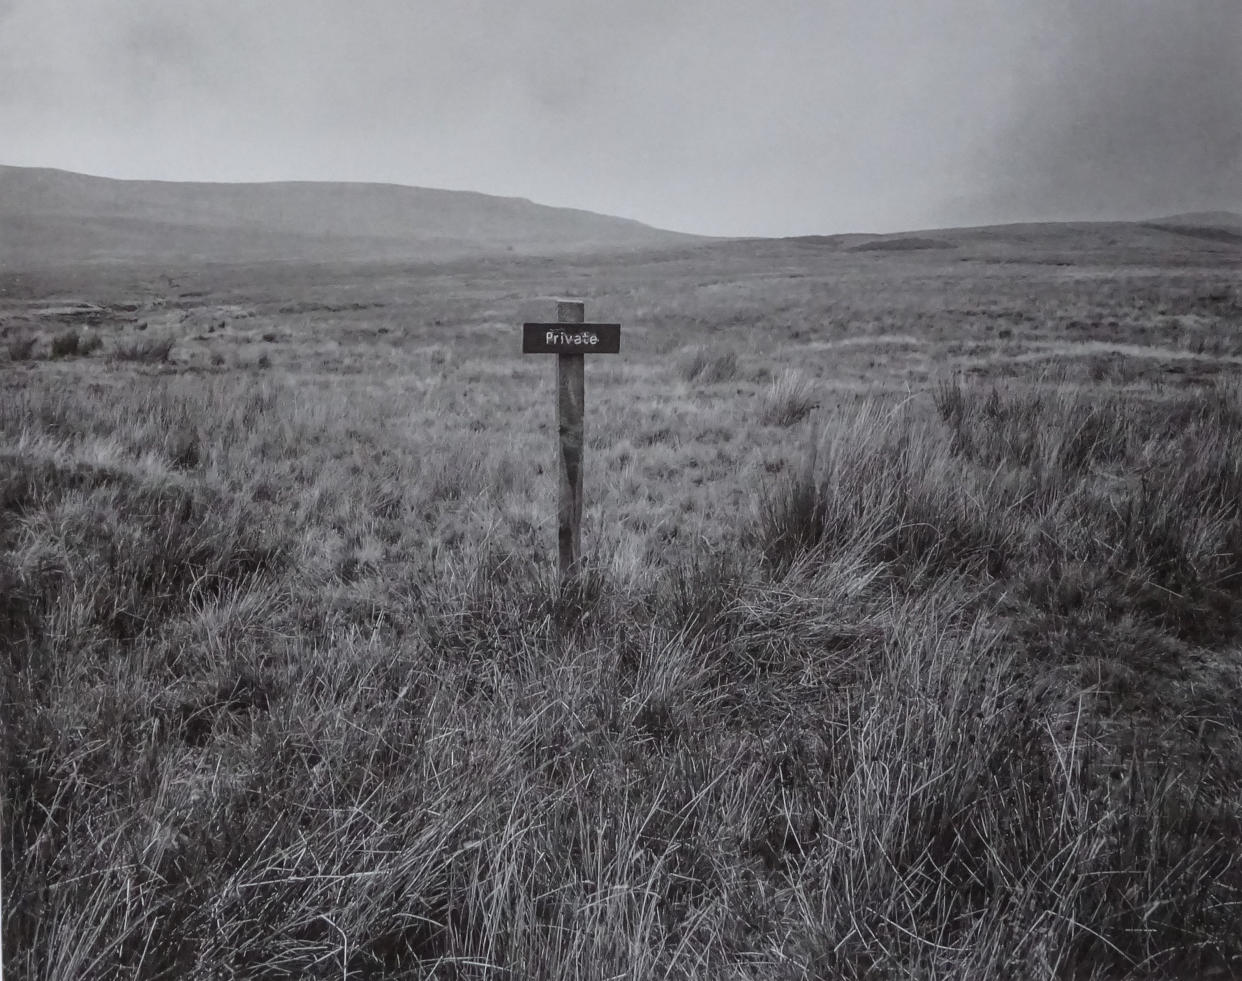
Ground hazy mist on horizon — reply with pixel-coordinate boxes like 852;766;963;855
1;0;1238;237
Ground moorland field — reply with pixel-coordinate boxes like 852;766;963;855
3;191;1242;978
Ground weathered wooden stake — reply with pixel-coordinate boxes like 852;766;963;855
556;300;585;581
521;303;620;586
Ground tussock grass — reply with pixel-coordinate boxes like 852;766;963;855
759;371;819;427
762;382;1242;641
3;377;1242;978
111;336;176;363
46;330;104;359
5;333;36;361
49;330;81;358
756;398;1016;583
679;346;740;384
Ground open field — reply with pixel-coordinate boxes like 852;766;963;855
3;226;1242;978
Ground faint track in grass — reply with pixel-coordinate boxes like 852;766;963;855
957;339;1242;369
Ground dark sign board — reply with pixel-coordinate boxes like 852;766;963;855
523;323;621;354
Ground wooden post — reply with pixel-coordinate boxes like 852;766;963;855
556;300;585;582
520;305;619;587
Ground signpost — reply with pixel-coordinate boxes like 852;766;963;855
523;301;620;583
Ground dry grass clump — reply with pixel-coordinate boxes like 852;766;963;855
759;370;819;427
49;329;81;358
679;345;740;384
761;381;1242;642
47;329;104;358
111;335;176;363
3;376;1241;978
756;398;1016;583
932;380;1242;642
0;450;285;645
6;333;36;361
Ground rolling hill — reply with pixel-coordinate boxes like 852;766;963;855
780;213;1242;259
0;165;705;267
3;165;1238;271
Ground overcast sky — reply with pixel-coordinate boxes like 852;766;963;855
1;0;1238;236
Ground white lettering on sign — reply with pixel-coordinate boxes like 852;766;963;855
544;329;600;346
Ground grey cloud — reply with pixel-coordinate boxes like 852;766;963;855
966;0;1242;222
0;0;1236;235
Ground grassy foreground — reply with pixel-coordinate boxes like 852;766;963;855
2;370;1240;979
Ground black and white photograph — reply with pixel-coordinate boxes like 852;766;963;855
2;1;1240;977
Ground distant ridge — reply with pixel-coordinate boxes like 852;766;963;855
1149;211;1242;228
781;215;1242;256
4;165;1237;269
0;165;704;267
850;236;954;252
1138;212;1242;246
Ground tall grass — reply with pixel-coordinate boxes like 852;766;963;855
3;378;1241;978
761;383;1242;641
679;346;740;384
759;371;819;427
6;334;37;361
111;336;176;364
48;330;81;359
